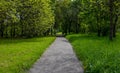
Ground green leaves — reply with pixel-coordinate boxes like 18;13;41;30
0;0;55;38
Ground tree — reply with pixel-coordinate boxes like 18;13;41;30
0;0;55;38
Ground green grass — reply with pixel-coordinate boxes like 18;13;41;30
67;34;120;73
0;37;55;73
56;32;62;35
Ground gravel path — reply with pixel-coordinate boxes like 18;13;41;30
29;37;84;73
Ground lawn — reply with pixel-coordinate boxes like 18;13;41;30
67;34;120;73
0;37;55;73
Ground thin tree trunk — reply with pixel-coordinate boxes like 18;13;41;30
109;0;114;40
0;21;4;38
5;24;8;38
97;2;101;37
13;23;16;37
113;14;118;37
97;14;101;37
75;23;79;34
10;24;13;38
68;21;71;34
20;16;24;37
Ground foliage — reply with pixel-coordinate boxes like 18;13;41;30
0;0;119;39
0;0;54;38
54;0;120;39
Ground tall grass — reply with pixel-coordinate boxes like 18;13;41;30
0;37;55;73
67;34;120;73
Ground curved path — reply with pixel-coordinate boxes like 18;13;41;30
29;37;84;73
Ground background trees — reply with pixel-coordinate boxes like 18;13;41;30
0;0;120;39
0;0;54;38
53;0;120;40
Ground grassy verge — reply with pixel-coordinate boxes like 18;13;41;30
0;37;55;73
67;34;120;73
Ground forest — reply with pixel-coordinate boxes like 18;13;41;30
0;0;119;40
0;0;120;73
0;0;54;38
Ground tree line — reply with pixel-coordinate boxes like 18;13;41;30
0;0;120;40
54;0;120;40
0;0;54;38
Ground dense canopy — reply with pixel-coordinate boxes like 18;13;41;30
0;0;120;40
0;0;54;38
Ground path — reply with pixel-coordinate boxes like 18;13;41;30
29;37;84;73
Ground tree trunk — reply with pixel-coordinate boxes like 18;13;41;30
50;27;53;35
5;23;8;38
96;2;101;37
20;16;24;37
13;23;16;38
0;21;4;38
98;29;101;37
68;21;71;34
75;23;79;34
97;15;101;37
109;0;114;40
10;24;13;38
113;14;118;38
